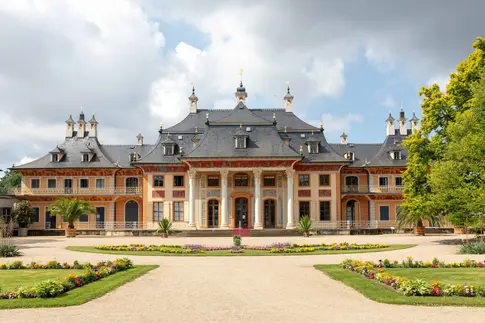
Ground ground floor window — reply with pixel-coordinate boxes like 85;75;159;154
319;201;331;221
31;207;40;223
154;202;163;222
173;202;184;221
79;214;89;222
299;201;310;219
379;205;390;221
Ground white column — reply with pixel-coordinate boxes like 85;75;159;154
286;168;296;229
220;169;229;228
188;169;196;227
253;169;263;229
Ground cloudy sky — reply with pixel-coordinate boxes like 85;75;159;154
1;0;484;172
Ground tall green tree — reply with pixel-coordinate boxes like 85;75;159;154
0;171;21;195
401;37;485;228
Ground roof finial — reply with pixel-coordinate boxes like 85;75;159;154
312;130;314;135
160;123;163;129
239;68;243;83
286;81;291;93
195;126;198;133
240;123;242;129
284;126;287;133
206;112;209;120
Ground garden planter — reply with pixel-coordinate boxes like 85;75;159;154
18;227;28;237
454;227;466;234
303;232;310;238
161;233;168;238
65;228;77;238
413;226;425;236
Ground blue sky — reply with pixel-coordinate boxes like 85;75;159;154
0;0;483;172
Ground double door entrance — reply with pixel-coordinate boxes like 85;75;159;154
233;198;276;229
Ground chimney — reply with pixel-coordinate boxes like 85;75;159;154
398;109;407;136
65;114;75;138
284;85;294;113
410;112;419;134
385;113;395;136
77;108;86;138
137;133;144;145
188;85;198;114
89;114;98;138
340;132;348;144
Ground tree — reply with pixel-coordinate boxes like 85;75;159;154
401;37;485;230
47;199;95;229
11;200;35;228
0;171;21;195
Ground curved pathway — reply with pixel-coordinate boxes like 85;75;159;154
0;234;483;322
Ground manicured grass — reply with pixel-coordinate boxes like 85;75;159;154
315;265;485;306
0;265;158;309
0;269;85;291
385;268;485;285
66;244;415;257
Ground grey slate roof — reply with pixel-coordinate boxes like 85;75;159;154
285;131;349;163
212;102;272;124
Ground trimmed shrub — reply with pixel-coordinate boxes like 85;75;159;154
0;245;20;258
459;241;485;254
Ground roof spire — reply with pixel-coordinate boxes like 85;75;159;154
78;106;85;122
284;81;294;103
189;81;198;102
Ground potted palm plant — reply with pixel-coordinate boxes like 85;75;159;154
298;215;313;237
11;200;35;237
157;218;172;238
396;205;441;236
48;198;95;238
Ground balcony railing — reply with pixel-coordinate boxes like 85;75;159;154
9;187;142;196
341;185;404;193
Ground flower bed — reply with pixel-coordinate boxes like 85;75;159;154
0;258;133;299
94;242;389;254
342;257;485;297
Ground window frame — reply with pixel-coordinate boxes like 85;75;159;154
263;175;276;187
78;213;89;222
299;201;311;219
30;178;40;190
393;151;401;160
319;201;331;221
309;143;319;154
47;178;57;189
395;176;403;187
299;174;310;187
153;202;164;222
235;137;246;149
379;205;390;221
164;145;174;156
207;175;220;187
173;175;185;187
51;154;58;162
79;178;89;189
31;207;40;223
82;153;90;162
153;175;164;187
319;174;330;186
173;201;184;222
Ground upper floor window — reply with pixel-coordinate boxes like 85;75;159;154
309;143;319;154
319;175;330;186
47;179;56;189
96;178;105;189
153;176;164;187
379;177;388;187
31;179;40;189
395;176;403;187
235;137;246;149
299;175;310;187
263;175;276;187
174;175;184;187
207;176;220;187
2;207;11;216
234;174;249;187
80;178;89;189
82;154;89;162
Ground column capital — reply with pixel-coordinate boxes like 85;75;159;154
220;168;229;178
285;168;295;178
253;168;263;178
188;169;197;179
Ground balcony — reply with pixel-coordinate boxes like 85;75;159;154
341;185;404;194
9;187;142;196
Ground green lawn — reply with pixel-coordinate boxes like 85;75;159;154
67;244;415;257
0;265;158;309
315;265;485;307
0;269;85;291
386;268;485;285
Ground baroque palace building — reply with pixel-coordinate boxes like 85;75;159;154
9;82;420;232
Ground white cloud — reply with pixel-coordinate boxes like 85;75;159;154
380;94;397;109
304;59;345;96
318;113;364;134
427;74;450;93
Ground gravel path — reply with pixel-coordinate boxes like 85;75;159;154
0;234;483;323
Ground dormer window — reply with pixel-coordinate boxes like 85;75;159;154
235;137;246;149
51;154;58;162
392;151;401;160
82;153;89;162
309;143;319;154
305;133;320;154
344;152;354;161
129;152;140;162
164;145;174;156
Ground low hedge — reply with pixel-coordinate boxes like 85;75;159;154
0;258;133;299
